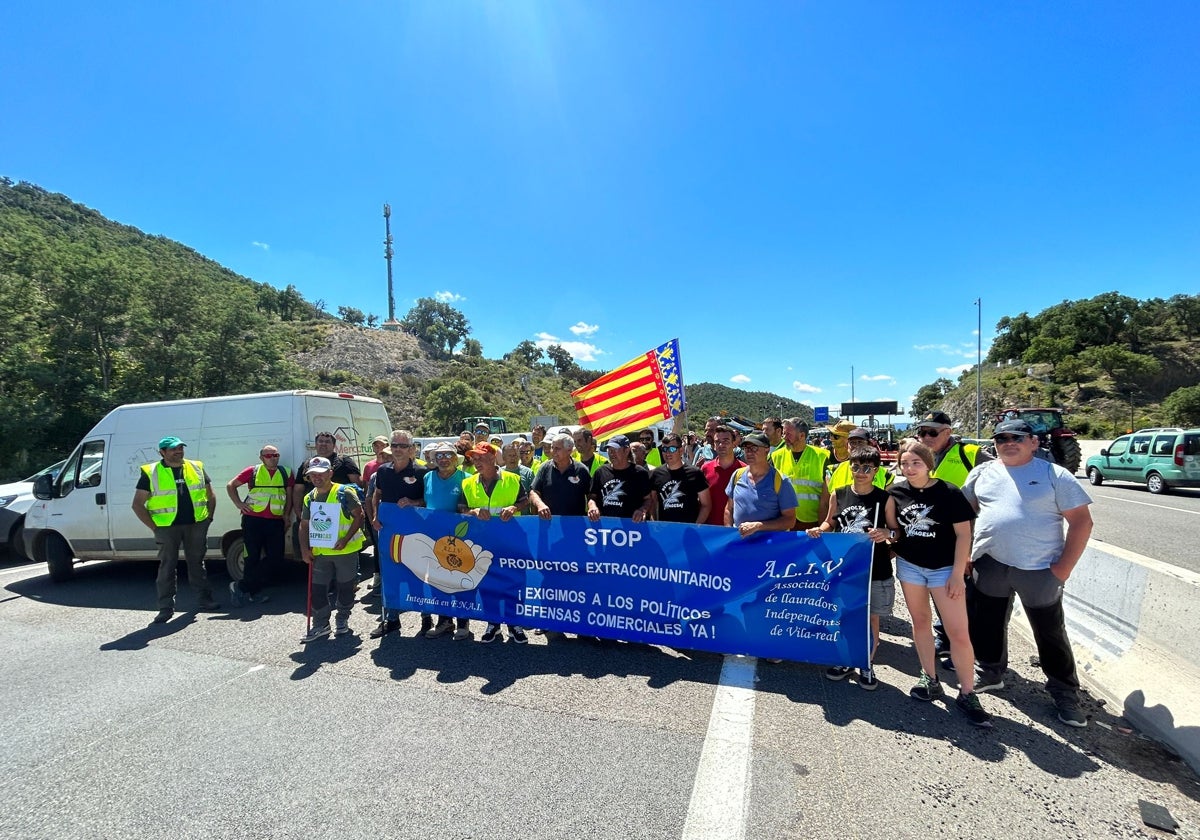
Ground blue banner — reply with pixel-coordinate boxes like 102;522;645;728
377;507;873;668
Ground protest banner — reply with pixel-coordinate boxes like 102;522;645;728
377;507;873;669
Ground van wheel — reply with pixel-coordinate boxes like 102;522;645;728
46;534;75;582
1146;472;1167;495
225;537;245;581
1087;467;1104;486
8;518;30;562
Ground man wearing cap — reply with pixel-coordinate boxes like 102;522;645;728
961;419;1094;727
724;431;798;537
826;420;858;471
416;442;473;641
914;412;993;488
530;434;591;518
299;456;365;642
225;445;293;608
133;436;220;623
473;422;491;444
770;418;829;530
651;433;711;524
291;431;361;563
827;428;893;493
460;443;530;644
370;429;430;637
588;434;654;521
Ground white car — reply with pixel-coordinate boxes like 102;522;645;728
0;461;65;561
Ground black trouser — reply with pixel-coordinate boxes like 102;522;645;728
240;515;284;596
970;553;1080;701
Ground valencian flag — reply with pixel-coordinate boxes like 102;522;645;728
572;338;686;441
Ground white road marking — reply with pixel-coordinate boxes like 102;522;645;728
681;655;757;840
1090;492;1200;515
0;564;44;579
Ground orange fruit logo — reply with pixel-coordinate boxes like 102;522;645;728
433;520;475;573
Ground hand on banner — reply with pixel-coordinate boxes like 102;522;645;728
397;532;494;594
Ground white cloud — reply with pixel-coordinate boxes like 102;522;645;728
730;374;751;384
836;382;850;389
792;381;821;394
936;364;973;376
434;291;466;303
860;373;895;384
251;241;270;250
913;343;952;352
533;332;603;362
786;366;793;371
569;321;599;337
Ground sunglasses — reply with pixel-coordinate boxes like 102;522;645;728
261;453;280;459
433;452;455;459
850;464;876;474
993;434;1028;444
916;429;943;438
392;443;413;449
741;444;761;452
662;445;681;453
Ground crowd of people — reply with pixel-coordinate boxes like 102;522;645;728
134;410;1093;731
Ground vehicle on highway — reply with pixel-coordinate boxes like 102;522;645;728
0;460;65;561
24;390;391;582
992;406;1083;474
1085;428;1200;495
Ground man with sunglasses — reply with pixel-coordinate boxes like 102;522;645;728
588;434;654;521
961;419;1094;727
770;418;829;530
651;433;711;524
724;432;798;537
638;429;663;468
226;445;293;607
370;429;431;638
913;411;992;488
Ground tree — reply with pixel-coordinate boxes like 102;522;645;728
1078;346;1161;384
1162;385;1200;427
462;338;483;357
422;380;487;434
1053;355;1087;388
366;313;379;328
505;340;543;367
1022;336;1073;366
545;344;574;376
910;378;954;419
337;305;366;326
399;297;470;358
988;314;1036;363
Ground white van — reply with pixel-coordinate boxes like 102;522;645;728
24;390;391;582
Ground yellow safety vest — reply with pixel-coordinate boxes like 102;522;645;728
143;460;209;526
573;451;608;476
770;445;829;522
826;461;893;493
307;483;365;556
462;470;522;514
931;442;979;488
246;464;287;516
645;449;663;468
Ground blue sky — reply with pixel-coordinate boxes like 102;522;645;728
4;2;1197;421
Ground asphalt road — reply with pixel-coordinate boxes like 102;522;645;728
1082;479;1200;574
1;558;1198;839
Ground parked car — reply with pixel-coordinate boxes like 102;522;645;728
0;461;66;561
1085;429;1200;495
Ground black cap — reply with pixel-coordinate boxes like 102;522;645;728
741;432;770;448
916;411;953;428
993;419;1034;438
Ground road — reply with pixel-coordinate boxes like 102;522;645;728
1084;481;1200;573
1;557;1197;840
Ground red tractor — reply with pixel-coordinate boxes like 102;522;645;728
991;407;1082;475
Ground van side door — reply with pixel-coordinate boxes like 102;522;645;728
1127;433;1154;480
47;438;113;559
1102;436;1133;481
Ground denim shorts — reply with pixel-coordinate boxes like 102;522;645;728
870;578;895;616
895;557;953;588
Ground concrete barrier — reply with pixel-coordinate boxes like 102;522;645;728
1010;539;1200;772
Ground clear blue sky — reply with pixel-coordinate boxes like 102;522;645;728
4;3;1197;423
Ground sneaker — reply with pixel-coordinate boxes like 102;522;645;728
418;616;433;637
956;691;994;727
1056;701;1088;728
425;619;454;639
369;620;400;639
934;635;950;658
973;671;1005;693
197;597;220;612
452;626;473;641
369;573;381;589
510;626;528;644
301;624;330;643
151;608;174;624
909;672;944;702
857;668;879;691
335;619;351;637
481;623;501;643
825;666;853;681
228;581;244;607
941;656;956;672
246;592;270;605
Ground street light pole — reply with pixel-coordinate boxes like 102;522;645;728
975;298;982;439
1130;390;1135;433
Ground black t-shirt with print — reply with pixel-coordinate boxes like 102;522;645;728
590;463;652;519
887;479;975;570
832;485;893;581
650;465;708;524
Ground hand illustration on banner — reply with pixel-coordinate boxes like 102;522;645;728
390;520;493;594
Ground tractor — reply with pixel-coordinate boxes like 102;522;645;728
991;407;1082;475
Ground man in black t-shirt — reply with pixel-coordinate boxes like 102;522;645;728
290;431;360;558
530;434;592;518
587;434;653;522
651;433;712;524
369;429;430;638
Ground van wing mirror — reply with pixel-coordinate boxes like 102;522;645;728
33;473;55;500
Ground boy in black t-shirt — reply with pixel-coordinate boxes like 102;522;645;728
807;447;894;689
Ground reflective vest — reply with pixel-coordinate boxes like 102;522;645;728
931;442;979;488
142;460;209;526
573;451;608;477
826;461;893;493
462;470;522;515
307;483;365;556
246;464;288;516
770;445;829;522
645;449;663;468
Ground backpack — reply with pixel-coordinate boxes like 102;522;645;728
733;466;782;494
